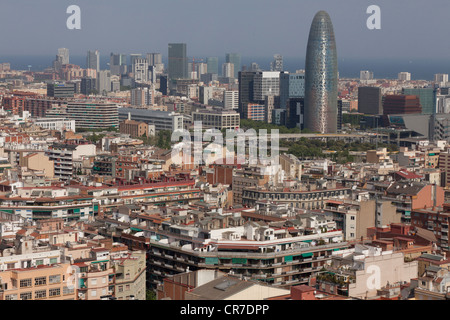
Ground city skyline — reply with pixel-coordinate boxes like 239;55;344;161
0;0;449;61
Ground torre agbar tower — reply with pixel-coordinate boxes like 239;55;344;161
304;11;338;133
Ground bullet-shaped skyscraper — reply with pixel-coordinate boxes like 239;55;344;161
304;11;338;133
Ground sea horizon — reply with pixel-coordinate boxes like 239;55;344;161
0;54;448;81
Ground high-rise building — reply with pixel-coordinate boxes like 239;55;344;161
223;90;239;110
206;57;219;75
286;98;304;129
271;54;283;72
402;87;436;115
398;72;411;81
435;74;449;86
132;58;149;82
304;11;338;133
87;50;100;72
238;71;257;119
146;53;164;74
199;86;213;105
110;53;127;75
279;71;305;109
358;87;382;114
57;48;70;65
360;70;374;81
225;53;241;79
168;43;188;80
131;87;154;106
253;71;280;102
97;70;111;95
222;62;234;78
81;77;97;95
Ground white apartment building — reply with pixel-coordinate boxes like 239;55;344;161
34;118;76;132
223;90;239;110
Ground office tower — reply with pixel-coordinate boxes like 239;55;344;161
358;87;382;114
52;55;63;72
279;71;305;109
159;75;168;95
206;57;219;75
47;82;75;98
148;65;157;84
97;70;111;95
110;53;127;75
286;98;304;129
57;48;70;65
86;50;100;72
383;95;421;115
147;53;162;65
398;72;411;81
225;53;241;78
147;53;164;74
360;70;374;81
337;99;343;131
223;90;239;110
199;86;213;105
238;70;257;118
81;77;96;95
222;62;234;78
271;54;283;72
132;58;149;82
253;71;280;102
304;11;338;133
402;87;436;115
129;54;142;67
168;43;188;80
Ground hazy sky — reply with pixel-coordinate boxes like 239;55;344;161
1;0;449;60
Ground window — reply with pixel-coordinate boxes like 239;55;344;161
6;263;15;269
125;284;130;291
20;278;32;288
35;290;47;299
35;276;47;286
49;275;61;284
5;294;18;300
50;258;58;264
20;292;32;300
63;286;74;295
49;288;61;297
91;278;97;285
35;260;44;266
91;290;97;297
118;286;123;293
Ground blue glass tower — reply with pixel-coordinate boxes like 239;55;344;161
304;11;338;133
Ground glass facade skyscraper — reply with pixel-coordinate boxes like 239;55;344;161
206;57;219;75
304;11;338;133
226;53;241;79
168;43;188;80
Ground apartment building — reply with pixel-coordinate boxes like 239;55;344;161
111;250;146;300
316;244;418;299
0;263;76;300
323;199;400;241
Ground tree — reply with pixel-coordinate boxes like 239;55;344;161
146;289;156;300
